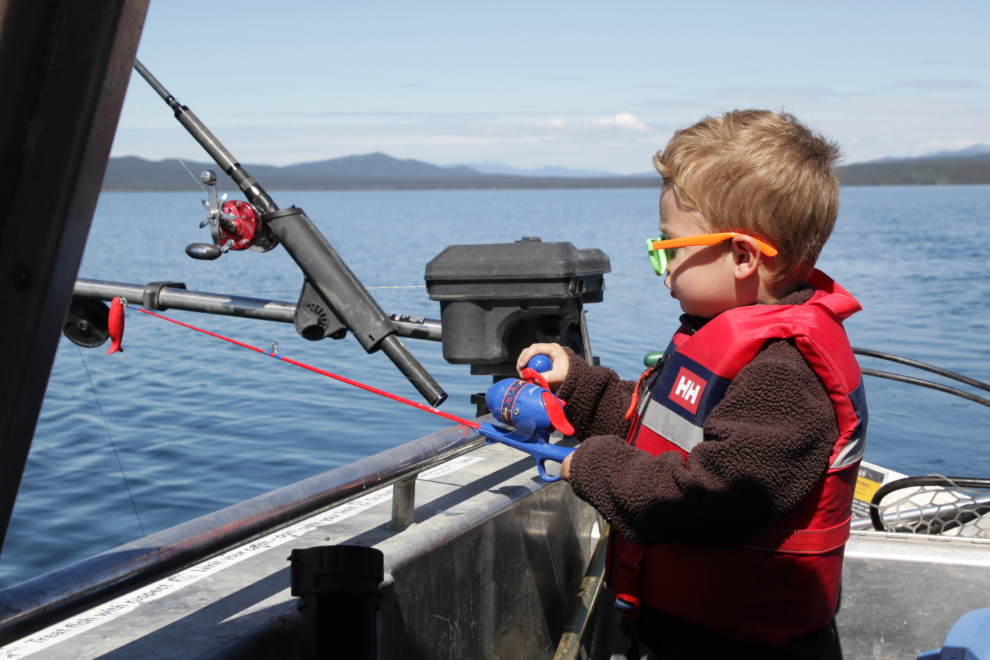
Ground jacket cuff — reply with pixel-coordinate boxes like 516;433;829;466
568;434;620;504
555;347;590;402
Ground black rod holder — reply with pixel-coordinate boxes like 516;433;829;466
132;61;446;406
264;207;446;405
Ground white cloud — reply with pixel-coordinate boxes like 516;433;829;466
111;93;990;173
594;112;650;131
917;138;986;151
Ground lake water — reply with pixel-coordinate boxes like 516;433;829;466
2;185;989;589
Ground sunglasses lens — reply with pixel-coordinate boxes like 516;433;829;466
647;237;666;276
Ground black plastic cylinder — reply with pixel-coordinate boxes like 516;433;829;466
265;208;396;353
291;545;384;660
266;207;446;405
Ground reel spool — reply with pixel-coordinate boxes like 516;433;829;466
485;355;572;439
186;170;277;260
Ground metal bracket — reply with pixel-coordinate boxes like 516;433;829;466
142;281;187;311
294;277;347;341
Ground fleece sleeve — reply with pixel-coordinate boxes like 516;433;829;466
567;338;839;548
553;348;639;441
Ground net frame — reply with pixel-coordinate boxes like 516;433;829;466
870;476;990;537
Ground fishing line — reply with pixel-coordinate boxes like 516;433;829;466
215;285;426;295
77;346;147;537
135;104;207;193
125;305;480;430
217;289;300;295
237;330;441;390
365;285;426;290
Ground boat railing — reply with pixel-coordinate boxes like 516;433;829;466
72;278;444;342
0;420;485;645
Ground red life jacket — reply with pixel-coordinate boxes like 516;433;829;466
607;271;868;648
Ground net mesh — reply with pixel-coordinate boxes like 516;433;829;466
871;476;990;538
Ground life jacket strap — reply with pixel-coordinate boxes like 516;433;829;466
624;368;652;421
743;516;851;554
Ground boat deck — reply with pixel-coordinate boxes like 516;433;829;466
1;439;596;660
4;437;990;659
840;529;990;659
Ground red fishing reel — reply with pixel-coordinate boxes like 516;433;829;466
186;170;278;260
217;199;260;251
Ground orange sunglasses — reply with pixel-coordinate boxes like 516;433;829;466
647;232;778;276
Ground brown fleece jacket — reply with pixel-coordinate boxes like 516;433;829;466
560;288;841;659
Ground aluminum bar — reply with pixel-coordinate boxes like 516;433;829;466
73;279;443;341
553;525;610;660
74;278;295;322
0;423;485;644
386;314;443;342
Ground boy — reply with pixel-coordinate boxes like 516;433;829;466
518;110;866;659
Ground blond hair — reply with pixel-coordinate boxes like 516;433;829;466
654;110;841;286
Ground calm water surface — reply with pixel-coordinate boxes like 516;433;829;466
2;185;989;588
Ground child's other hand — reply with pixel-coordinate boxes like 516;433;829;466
560;452;572;482
517;343;569;392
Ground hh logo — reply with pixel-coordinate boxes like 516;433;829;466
669;366;707;415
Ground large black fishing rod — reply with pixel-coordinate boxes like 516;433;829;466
132;60;446;407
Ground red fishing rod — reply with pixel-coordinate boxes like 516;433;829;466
109;298;476;429
107;297;575;481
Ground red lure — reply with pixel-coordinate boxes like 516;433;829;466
107;297;125;354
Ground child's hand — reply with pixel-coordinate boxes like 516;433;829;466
560;452;572;482
517;343;570;392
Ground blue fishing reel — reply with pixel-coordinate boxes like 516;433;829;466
478;355;576;482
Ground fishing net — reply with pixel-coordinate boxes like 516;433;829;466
870;476;990;538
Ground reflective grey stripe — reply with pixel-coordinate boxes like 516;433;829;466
637;386;651;417
830;431;866;469
640;398;704;453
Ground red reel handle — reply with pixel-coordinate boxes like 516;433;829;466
521;367;550;391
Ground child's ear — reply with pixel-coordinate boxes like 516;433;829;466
731;236;761;280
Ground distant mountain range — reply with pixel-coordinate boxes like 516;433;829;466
838;145;990;185
102;146;990;191
464;162;634;178
865;143;990;164
102;153;659;192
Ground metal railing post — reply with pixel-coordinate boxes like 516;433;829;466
389;476;418;530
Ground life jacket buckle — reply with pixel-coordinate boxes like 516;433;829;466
615;594;640;619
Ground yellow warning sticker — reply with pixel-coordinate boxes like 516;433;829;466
854;477;882;503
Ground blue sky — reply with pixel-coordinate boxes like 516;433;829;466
112;0;990;173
